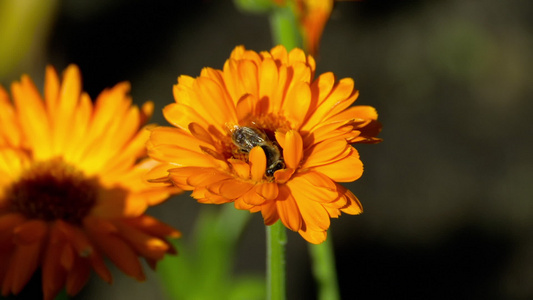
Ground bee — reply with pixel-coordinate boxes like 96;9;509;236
231;126;285;177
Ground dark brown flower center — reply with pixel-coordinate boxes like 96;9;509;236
6;158;98;225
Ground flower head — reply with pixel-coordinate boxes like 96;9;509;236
147;45;381;244
0;65;181;299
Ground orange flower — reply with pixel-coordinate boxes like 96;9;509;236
0;65;181;299
147;45;380;244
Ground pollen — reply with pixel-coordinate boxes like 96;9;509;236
6;158;98;225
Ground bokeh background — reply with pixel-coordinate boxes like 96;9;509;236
1;0;532;299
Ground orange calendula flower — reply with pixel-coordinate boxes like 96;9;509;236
0;65;181;299
147;45;381;244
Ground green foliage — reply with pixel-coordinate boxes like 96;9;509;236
158;205;264;300
0;0;58;79
233;0;277;14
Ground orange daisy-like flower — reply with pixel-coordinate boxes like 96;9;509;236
0;65;181;299
147;45;381;244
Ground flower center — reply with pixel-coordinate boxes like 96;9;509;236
6;158;98;225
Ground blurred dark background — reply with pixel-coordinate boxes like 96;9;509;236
1;0;531;299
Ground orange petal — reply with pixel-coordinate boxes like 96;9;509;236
297;199;330;231
187;169;232;187
287;174;339;203
282;130;303;169
194;77;238;126
259;58;279;112
166;166;213;187
56;223;110;283
41;226;67;300
261;201;279;226
276;186;302;231
327;105;378;123
0;214;25;244
256;182;279;200
11;77;52;158
323;80;359;120
273;168;295;184
242;187;266;206
87;251;112;284
218;180;254;199
65;257;91;296
144;162;173;183
303;120;352;147
302;138;351;168
234;198;255;210
303;78;357;131
274;130;286;149
123;215;181;239
148;144;216;168
5;231;46;294
298;228;327;244
60;243;75;271
188;122;215;145
311;148;363;182
237;60;259;100
310;72;335;105
44;65;60;113
13;219;48;245
249;146;267;181
339;188;363;215
55;220;94;258
52;65;83;154
301;171;336;190
113;221;170;261
284;82;311;128
163;102;209;131
0;87;23;147
287;47;309;65
150;126;214;153
235;94;257;121
85;221;145;281
323;205;342;218
194;188;229;204
228;158;250;179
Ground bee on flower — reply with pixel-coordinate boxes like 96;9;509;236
147;45;381;244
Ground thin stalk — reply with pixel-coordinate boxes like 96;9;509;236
268;5;302;51
308;234;340;300
266;220;287;300
268;3;340;300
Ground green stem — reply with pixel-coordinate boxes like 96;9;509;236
266;220;287;300
268;5;302;51
308;233;340;300
268;4;340;300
